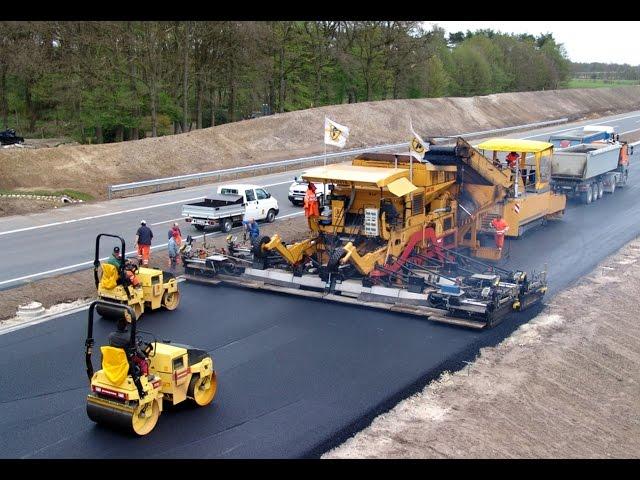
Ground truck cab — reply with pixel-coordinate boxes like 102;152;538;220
217;184;279;223
549;125;615;148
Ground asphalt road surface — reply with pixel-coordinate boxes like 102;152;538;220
2;110;640;458
1;110;640;290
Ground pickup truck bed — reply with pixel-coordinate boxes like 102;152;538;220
182;193;245;232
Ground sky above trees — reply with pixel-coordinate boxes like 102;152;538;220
427;22;640;65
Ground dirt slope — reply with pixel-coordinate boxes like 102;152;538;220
323;238;640;459
1;86;640;200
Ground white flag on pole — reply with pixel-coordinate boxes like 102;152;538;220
409;120;429;162
324;117;350;148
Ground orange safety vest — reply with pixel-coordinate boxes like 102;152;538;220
491;217;509;235
619;145;629;166
506;153;519;168
304;189;319;217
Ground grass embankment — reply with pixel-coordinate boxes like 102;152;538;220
0;189;94;201
566;78;640;89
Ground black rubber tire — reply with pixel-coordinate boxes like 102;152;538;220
266;209;276;223
221;218;233;233
597;182;604;199
220;260;238;275
252;236;271;258
327;247;347;272
194;225;205;231
582;186;592;205
610;182;616;194
591;183;598;202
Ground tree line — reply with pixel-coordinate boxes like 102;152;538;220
0;22;572;143
572;62;640;81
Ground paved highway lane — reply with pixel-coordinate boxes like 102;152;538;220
0;284;505;458
1;109;639;290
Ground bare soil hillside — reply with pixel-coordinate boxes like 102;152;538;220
1;87;639;202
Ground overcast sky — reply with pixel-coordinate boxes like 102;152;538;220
425;22;640;66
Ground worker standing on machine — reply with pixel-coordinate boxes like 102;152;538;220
135;220;153;266
490;216;509;252
304;182;320;228
506;151;519;169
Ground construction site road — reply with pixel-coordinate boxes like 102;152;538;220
1;109;640;290
0;283;543;459
2;112;640;457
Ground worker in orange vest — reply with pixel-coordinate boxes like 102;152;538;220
490;216;509;251
506;151;520;169
304;182;320;228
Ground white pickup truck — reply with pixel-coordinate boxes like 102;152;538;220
182;183;279;232
288;176;332;207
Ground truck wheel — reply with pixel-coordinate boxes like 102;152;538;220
597;182;604;199
610;182;616;195
591;184;599;201
266;209;276;223
221;218;233;233
581;186;592;205
194;225;205;231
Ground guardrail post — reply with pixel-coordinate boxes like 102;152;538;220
107;188;111;200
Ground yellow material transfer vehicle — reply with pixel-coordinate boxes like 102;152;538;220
94;233;180;320
85;301;217;436
451;138;566;260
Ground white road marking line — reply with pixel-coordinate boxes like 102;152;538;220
619;127;640;135
0;181;296;237
150;217;184;226
0;212;304;287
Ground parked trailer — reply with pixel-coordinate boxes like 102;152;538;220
551;141;637;204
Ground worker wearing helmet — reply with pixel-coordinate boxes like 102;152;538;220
304;182;320;228
490;216;509;251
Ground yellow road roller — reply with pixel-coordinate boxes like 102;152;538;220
94;233;180;320
85;300;217;436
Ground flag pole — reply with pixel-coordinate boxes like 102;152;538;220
324;142;327;167
409;117;414;183
323;116;327;167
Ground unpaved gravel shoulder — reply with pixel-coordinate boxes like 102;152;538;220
0;214;307;324
323;239;640;459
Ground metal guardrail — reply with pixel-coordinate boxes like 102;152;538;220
107;117;569;199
